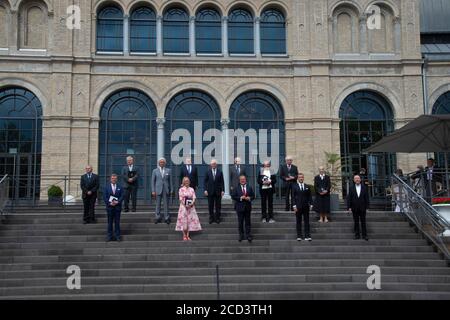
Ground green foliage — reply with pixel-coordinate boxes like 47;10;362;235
48;185;63;197
324;151;342;194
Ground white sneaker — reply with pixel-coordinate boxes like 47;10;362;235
262;219;267;223
305;237;312;241
297;238;302;241
269;219;276;223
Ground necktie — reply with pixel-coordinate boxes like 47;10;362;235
301;184;304;191
242;185;246;196
88;174;91;180
213;169;216;180
237;166;240;174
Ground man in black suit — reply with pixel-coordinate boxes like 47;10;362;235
231;175;256;242
179;157;198;190
347;175;370;241
80;165;99;224
280;156;299;211
121;156;139;212
230;157;247;193
204;159;225;224
292;173;313;241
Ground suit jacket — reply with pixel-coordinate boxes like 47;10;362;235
103;184;124;209
204;168;225;196
151;167;172;195
314;175;331;196
179;165;198;189
346;184;370;212
258;168;277;193
292;182;313;210
231;184;255;213
280;164;299;186
121;165;139;188
80;173;99;199
230;165;247;190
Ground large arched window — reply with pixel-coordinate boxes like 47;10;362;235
0;87;42;200
196;8;222;54
228;8;254;54
339;91;395;198
96;5;123;52
260;8;286;55
165;91;221;194
130;6;156;53
99;89;157;200
229;91;285;194
432;91;450;168
163;7;189;54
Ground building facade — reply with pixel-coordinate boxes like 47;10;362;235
0;0;448;201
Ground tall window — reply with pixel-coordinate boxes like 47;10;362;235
339;91;395;198
260;9;286;55
130;6;156;53
97;6;123;52
432;91;450;168
196;8;222;54
99;89;157;200
228;8;254;54
163;7;189;54
0;87;42;200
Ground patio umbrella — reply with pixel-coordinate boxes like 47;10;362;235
364;114;450;196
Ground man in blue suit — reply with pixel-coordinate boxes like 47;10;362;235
103;174;124;242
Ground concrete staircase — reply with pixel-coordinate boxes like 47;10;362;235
0;204;449;300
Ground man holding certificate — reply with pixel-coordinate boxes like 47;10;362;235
103;174;124;242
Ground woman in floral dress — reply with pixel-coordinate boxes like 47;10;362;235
176;177;202;241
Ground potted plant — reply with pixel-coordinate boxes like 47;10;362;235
432;197;450;225
48;185;63;206
325;152;342;211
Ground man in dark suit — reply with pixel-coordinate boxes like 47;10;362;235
204;159;225;224
292;173;313;241
103;174;124;242
230;157;247;192
280;156;299;211
424;158;442;201
231;175;255;242
346;175;370;241
121;156;139;212
179;157;198;190
80;165;99;224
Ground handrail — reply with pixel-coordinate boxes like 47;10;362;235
391;174;450;261
0;174;10;219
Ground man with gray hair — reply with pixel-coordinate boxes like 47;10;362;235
280;156;299;211
121;156;139;212
230;157;247;192
152;158;172;224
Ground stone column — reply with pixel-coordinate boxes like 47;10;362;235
255;17;261;56
156;118;166;161
394;16;401;54
123;14;129;54
189;16;196;56
221;119;231;200
156;15;163;56
359;15;368;54
222;16;228;57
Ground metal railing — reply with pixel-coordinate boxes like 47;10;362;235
391;174;450;261
404;168;450;201
0;175;10;219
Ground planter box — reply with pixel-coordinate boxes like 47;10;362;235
330;194;340;212
48;196;63;207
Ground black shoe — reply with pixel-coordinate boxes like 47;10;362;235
131;209;136;212
354;234;361;240
216;218;221;224
209;218;214;224
363;236;369;241
285;207;290;212
165;219;171;225
124;209;129;213
247;236;253;243
155;218;162;224
116;237;122;242
238;236;244;242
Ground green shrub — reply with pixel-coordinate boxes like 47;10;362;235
48;185;63;197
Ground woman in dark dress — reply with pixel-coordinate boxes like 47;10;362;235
314;166;331;223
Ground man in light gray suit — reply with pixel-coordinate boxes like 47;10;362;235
151;158;172;224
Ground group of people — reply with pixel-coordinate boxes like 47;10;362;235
79;156;371;242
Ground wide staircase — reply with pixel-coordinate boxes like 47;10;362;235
0;203;449;300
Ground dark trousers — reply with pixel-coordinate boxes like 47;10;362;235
285;182;295;209
296;208;310;238
208;194;222;220
82;194;97;222
352;209;367;237
237;209;252;238
124;185;138;210
261;189;274;221
107;207;121;240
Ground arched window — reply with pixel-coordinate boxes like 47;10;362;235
229;91;285;193
432;91;450;114
97;6;123;52
130;6;156;53
165;91;221;194
0;4;8;48
260;9;286;55
196;8;222;54
0;87;43;200
99;89;157;200
19;1;48;49
339;91;395;198
163;7;189;54
228;8;254;54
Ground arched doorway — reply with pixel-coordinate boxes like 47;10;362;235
165;90;221;195
432;91;450;168
229;91;286;195
0;86;43;200
99;89;157;200
339;90;395;198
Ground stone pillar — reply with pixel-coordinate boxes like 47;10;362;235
394;16;402;54
359;15;368;54
222;16;228;56
221;119;231;200
156;15;163;56
9;10;18;53
255;17;261;56
123;14;129;54
189;16;196;56
156;118;166;161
